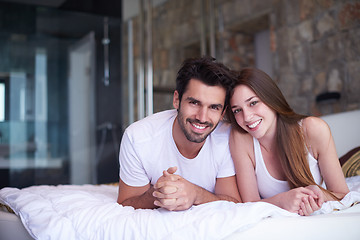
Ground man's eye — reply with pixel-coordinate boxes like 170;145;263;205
190;101;198;105
211;105;220;110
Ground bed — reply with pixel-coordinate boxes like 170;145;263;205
1;110;360;240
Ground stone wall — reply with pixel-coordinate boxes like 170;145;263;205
122;0;360;125
270;0;360;115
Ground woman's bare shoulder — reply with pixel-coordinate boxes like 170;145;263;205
229;127;256;169
230;128;253;145
229;128;254;157
302;116;333;154
302;116;331;139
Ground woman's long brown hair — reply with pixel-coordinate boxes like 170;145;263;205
228;68;337;198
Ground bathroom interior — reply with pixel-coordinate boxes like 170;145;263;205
0;0;359;188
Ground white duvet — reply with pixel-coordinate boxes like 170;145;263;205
1;176;360;240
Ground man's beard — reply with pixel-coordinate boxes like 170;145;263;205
177;108;217;143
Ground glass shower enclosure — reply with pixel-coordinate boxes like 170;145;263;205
0;2;122;188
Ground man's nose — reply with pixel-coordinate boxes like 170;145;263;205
196;107;208;123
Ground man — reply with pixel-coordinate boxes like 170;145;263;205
117;57;240;211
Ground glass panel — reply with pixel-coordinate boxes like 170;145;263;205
0;82;4;122
0;2;121;188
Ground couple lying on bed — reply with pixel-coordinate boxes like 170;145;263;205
117;57;349;216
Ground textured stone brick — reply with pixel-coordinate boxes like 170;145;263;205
310;36;337;71
342;28;360;61
347;61;360;102
316;12;336;38
300;0;316;20
298;20;314;42
277;69;298;97
327;68;342;92
300;76;313;94
249;0;272;13
292;45;308;73
290;96;309;115
314;72;326;95
284;0;301;25
338;2;360;30
288;25;300;47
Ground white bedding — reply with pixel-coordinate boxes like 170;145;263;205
1;176;360;240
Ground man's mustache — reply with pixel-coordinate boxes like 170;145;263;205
187;119;213;128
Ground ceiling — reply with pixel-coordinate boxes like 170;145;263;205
0;0;122;17
0;0;169;20
0;0;66;7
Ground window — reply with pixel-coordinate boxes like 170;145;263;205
0;82;4;122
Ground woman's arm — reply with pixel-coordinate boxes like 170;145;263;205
229;129;261;202
230;128;320;214
302;117;350;201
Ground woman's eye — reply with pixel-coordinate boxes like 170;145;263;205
250;101;258;107
233;109;242;114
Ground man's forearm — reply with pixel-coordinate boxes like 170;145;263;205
120;186;158;209
194;185;240;205
153;175;240;211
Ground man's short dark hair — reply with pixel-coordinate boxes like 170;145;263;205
175;56;235;109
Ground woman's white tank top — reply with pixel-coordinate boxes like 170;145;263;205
253;137;324;199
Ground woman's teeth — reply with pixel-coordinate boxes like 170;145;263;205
248;120;261;129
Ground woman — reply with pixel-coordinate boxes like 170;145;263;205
228;68;349;216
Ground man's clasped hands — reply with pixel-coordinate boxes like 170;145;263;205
153;166;199;211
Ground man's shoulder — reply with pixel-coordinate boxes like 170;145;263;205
208;120;231;142
125;109;176;143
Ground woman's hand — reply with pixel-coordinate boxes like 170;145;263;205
277;187;318;213
305;185;325;206
298;185;325;216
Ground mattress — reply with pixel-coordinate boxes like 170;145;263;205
0;176;360;240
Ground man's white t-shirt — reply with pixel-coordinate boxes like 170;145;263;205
119;109;235;193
